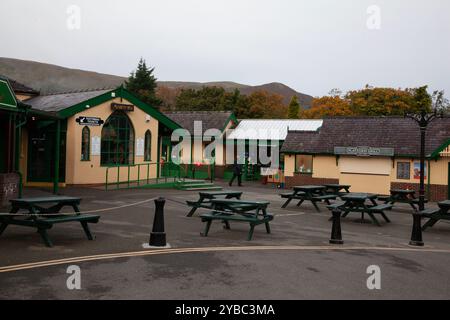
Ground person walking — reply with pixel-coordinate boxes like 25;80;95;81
229;162;243;187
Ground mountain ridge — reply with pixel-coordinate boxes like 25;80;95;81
0;57;313;107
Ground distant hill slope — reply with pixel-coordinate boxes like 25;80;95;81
0;57;313;107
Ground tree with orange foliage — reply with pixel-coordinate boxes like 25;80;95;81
301;95;351;119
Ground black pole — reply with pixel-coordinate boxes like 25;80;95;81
149;197;167;247
329;209;344;245
409;212;424;246
419;125;426;211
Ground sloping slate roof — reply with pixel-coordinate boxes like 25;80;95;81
227;119;323;141
26;89;111;112
165;111;234;134
281;117;450;157
0;76;39;95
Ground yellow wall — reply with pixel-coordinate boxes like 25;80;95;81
285;153;449;195
15;93;35;101
65;97;159;184
284;154;295;176
312;156;340;179
178;119;235;165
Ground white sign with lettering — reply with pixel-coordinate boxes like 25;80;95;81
136;138;144;156
91;136;100;156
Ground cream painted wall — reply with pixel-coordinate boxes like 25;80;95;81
15;94;35;101
312;156;339;179
65;97;159;184
390;158;448;185
340;173;391;194
177;119;235;165
284;154;295;177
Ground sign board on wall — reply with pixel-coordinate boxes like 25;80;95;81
91;136;101;156
136;138;144;156
111;103;134;112
413;162;427;180
76;116;104;126
334;146;394;157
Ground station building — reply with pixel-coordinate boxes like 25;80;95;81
281;117;450;201
227;119;323;183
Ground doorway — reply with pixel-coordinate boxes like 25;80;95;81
27;124;66;182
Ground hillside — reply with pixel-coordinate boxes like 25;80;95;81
0;57;313;107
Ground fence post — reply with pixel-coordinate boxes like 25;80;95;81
149;197;167;247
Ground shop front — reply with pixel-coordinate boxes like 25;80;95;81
282;117;450;201
23;86;180;188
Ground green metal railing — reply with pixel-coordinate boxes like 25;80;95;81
105;162;187;190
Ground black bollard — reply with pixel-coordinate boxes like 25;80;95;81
409;212;424;246
149;197;167;247
329;209;344;245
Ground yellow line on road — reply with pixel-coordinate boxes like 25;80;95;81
1;245;450;274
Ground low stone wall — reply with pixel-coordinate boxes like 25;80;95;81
391;182;448;202
0;173;20;207
285;173;339;189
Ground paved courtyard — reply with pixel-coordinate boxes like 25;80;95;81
1;181;450;299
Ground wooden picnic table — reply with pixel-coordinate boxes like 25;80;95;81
323;184;351;195
186;190;243;217
328;193;392;226
0;196;100;247
280;185;335;212
200;199;273;241
381;189;426;211
421;200;450;231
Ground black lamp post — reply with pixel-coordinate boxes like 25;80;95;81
405;109;442;246
405;110;441;211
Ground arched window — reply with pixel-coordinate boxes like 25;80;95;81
101;111;135;165
81;126;90;161
144;130;152;161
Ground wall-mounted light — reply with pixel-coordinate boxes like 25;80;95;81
111;92;116;98
86;104;90;109
145;115;151;122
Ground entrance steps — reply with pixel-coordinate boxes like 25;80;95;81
175;179;222;191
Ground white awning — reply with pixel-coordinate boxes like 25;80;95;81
227;119;323;141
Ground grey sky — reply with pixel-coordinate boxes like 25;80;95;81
1;0;449;97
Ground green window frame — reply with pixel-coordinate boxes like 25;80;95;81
101;111;135;166
144;130;152;161
81;126;90;161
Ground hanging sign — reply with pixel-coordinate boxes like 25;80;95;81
76;116;104;126
111;103;134;112
334;146;394;157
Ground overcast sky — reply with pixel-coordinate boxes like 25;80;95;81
1;0;449;97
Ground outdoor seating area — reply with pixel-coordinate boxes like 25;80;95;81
186;190;273;240
278;184;443;227
0;196;100;247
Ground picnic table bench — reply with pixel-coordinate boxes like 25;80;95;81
323;184;351;196
421;200;450;231
379;189;428;211
280;185;335;211
186;190;243;217
327;193;392;226
0;196;100;247
200;199;273;241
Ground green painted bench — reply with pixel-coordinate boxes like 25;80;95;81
0;196;100;247
421;200;450;231
200;199;273;241
186;190;243;217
